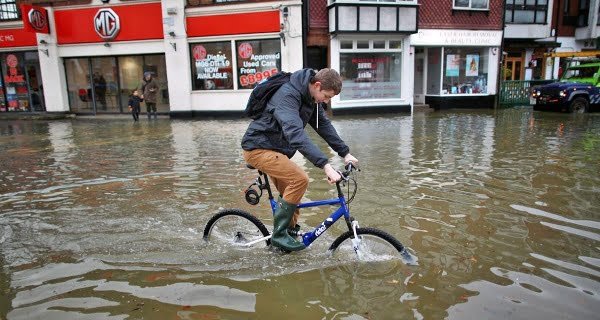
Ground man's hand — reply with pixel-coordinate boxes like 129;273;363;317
344;153;358;166
324;163;341;184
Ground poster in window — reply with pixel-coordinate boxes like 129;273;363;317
446;54;460;77
466;54;479;76
236;39;281;89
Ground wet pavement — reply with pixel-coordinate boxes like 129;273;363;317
0;107;599;319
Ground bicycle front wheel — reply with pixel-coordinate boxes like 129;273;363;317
203;209;270;248
328;227;416;265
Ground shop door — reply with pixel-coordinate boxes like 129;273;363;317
24;52;45;111
90;57;120;113
505;57;523;81
413;49;425;104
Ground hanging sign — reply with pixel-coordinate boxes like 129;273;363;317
21;5;50;34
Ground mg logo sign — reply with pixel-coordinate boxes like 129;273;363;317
94;8;120;40
28;8;47;31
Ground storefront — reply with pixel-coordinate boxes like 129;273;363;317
410;29;502;109
327;1;418;113
0;27;45;112
37;1;169;115
180;3;303;117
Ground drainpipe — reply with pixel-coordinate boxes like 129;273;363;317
495;0;507;110
551;0;560;80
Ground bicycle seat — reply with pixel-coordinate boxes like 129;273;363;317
246;164;256;170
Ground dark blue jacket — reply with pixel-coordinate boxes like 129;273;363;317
241;68;349;168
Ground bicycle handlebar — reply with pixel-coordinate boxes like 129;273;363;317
338;162;359;183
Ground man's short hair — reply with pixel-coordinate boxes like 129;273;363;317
312;68;342;95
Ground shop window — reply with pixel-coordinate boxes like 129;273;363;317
1;53;30;111
0;0;20;21
442;47;488;94
454;0;489;10
338;39;402;101
235;39;281;89
190;38;280;91
190;41;233;91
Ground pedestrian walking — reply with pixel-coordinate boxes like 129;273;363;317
128;89;142;122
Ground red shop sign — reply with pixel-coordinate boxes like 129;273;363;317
55;2;163;44
0;28;37;48
187;11;280;37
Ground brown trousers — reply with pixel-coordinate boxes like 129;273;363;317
243;149;308;227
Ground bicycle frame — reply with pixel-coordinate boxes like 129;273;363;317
262;172;353;248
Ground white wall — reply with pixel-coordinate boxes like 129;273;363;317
504;24;552;39
161;0;191;112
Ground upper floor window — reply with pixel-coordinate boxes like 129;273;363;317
505;0;548;24
578;0;589;27
0;0;20;21
454;0;489;10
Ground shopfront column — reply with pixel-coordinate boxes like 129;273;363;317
161;0;191;113
37;7;69;113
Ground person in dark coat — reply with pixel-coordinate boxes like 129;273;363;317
241;68;358;251
128;89;143;122
141;72;159;119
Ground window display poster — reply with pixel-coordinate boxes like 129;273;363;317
466;54;479;77
236;39;281;89
446;54;459;77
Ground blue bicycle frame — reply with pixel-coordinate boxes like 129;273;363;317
264;174;352;247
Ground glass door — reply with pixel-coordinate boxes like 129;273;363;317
65;58;93;113
24;51;45;111
118;56;143;111
91;57;120;113
142;55;169;113
505;57;522;81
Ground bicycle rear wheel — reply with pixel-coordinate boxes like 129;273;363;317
328;227;416;265
203;209;270;247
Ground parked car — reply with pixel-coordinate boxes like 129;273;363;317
531;61;600;113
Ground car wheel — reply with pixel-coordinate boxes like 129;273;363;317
568;97;589;113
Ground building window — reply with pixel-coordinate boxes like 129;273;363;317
0;0;19;21
505;0;548;24
338;39;402;101
190;38;281;91
577;0;589;27
454;0;489;10
442;47;488;95
190;41;233;91
235;39;281;89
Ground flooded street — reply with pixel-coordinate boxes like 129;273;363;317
0;108;599;319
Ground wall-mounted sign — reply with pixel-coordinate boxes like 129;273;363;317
411;29;502;47
20;5;50;34
94;8;121;40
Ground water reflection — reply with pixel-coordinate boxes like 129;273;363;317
0;109;598;319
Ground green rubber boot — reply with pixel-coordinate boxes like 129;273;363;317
271;197;305;252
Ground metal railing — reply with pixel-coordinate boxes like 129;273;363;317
500;80;554;105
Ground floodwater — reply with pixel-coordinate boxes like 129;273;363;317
0;108;598;320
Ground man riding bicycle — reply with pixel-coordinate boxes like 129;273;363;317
241;68;358;252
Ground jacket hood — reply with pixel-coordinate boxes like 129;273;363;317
290;68;316;103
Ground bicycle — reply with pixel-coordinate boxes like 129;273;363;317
203;163;416;264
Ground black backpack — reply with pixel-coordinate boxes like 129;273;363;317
244;71;292;119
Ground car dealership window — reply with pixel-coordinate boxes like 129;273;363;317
235;39;281;89
338;39;402;101
190;38;281;91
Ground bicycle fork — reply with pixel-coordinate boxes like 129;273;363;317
350;220;364;260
